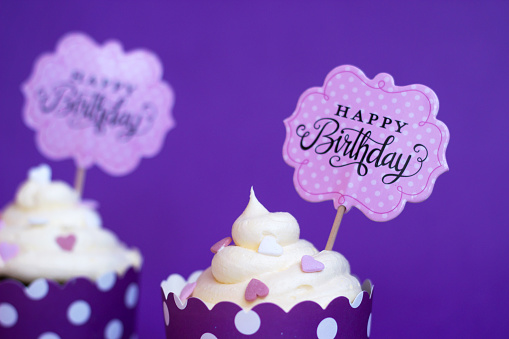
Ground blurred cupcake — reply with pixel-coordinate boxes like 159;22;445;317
0;164;142;339
161;188;372;338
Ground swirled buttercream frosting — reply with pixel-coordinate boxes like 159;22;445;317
0;165;142;282
192;188;361;311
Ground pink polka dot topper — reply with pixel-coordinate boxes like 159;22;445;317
283;65;449;221
22;32;175;176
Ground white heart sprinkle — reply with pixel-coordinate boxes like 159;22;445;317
28;164;52;183
257;236;283;256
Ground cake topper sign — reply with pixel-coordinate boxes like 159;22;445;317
283;65;449;233
22;32;175;183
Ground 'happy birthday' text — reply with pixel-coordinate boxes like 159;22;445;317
296;117;428;184
36;81;156;141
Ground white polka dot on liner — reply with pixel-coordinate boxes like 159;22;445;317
200;334;218;339
163;302;170;326
97;272;117;292
25;278;49;300
235;310;261;335
0;303;17;327
38;333;61;339
317;317;338;339
67;300;91;326
367;313;372;337
125;283;139;309
351;292;363;308
104;319;123;339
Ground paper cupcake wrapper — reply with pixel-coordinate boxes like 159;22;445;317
0;267;140;339
161;273;373;339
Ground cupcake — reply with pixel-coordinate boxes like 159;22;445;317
161;188;373;338
0;164;142;339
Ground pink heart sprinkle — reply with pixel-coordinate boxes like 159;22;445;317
210;237;232;253
179;282;197;301
56;234;76;252
0;242;19;262
301;255;325;273
245;279;269;302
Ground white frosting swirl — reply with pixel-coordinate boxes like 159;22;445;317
0;165;142;282
193;188;361;311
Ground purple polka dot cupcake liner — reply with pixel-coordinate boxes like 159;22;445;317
0;267;140;339
161;273;373;339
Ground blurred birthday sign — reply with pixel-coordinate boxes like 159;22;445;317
283;65;449;223
22;33;175;177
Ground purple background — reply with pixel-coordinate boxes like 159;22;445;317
0;1;507;338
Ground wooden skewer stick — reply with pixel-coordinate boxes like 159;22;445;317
325;205;346;251
74;167;86;198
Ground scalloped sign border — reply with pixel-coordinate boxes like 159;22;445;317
283;65;449;221
22;32;175;176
